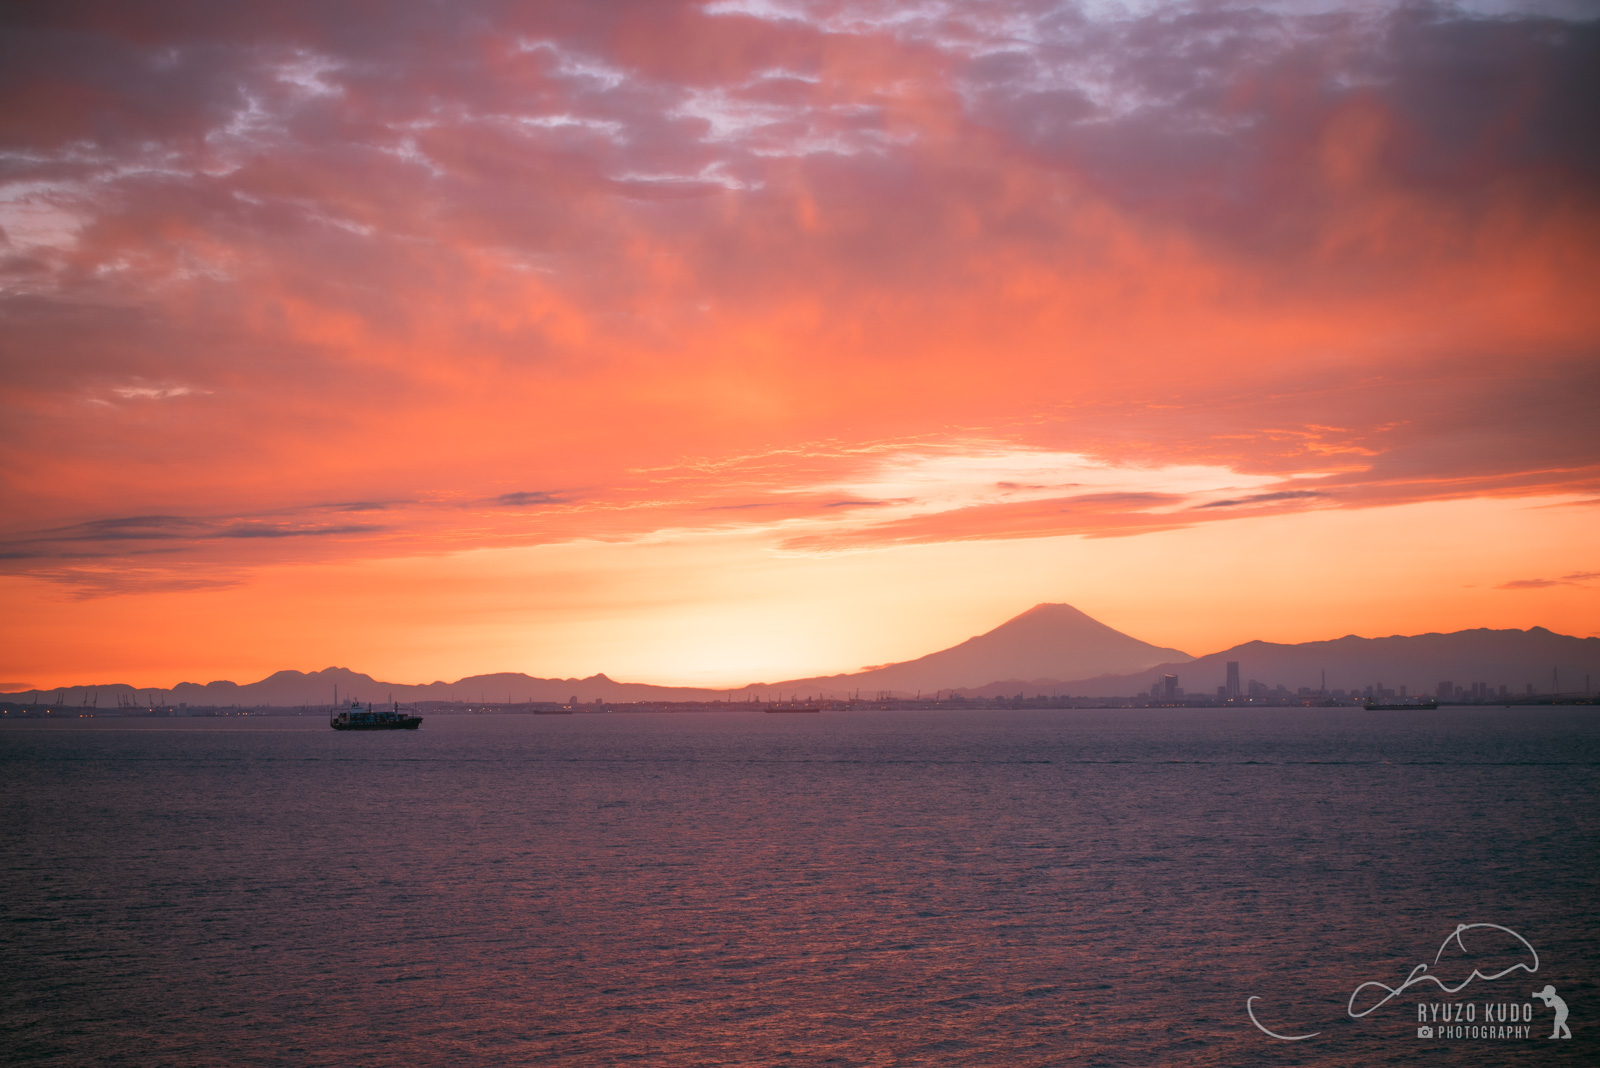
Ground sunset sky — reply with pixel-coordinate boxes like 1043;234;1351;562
2;0;1597;690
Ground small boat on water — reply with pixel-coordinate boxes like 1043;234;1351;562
330;699;422;731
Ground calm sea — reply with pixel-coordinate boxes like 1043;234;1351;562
3;708;1596;1066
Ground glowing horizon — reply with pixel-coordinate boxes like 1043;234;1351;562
2;0;1597;689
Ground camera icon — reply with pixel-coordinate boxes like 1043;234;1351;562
1417;1026;1434;1038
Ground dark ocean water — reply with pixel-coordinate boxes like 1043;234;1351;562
3;707;1596;1066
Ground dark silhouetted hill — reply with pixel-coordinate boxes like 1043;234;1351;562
5;666;741;708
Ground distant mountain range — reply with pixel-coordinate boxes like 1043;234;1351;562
766;605;1599;699
944;625;1600;700
2;667;737;709
5;603;1598;706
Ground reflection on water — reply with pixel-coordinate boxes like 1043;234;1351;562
3;708;1596;1066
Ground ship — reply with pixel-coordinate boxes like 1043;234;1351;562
330;698;422;731
764;699;830;713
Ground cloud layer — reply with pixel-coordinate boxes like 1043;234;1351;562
1;1;1596;607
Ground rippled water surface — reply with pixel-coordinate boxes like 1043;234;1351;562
4;708;1597;1065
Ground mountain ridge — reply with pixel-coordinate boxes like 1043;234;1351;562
762;603;1191;696
954;626;1600;699
5;607;1597;705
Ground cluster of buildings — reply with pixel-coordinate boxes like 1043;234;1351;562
1137;662;1590;707
1437;681;1539;702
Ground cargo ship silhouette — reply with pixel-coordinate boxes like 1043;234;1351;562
330;698;422;730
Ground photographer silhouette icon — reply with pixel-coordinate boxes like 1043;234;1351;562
1532;985;1571;1039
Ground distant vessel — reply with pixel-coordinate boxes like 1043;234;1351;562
1363;699;1438;711
765;700;826;713
330;699;422;730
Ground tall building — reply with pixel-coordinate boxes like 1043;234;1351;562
1162;674;1178;701
1226;661;1240;699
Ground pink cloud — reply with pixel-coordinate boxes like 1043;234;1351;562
0;0;1596;597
